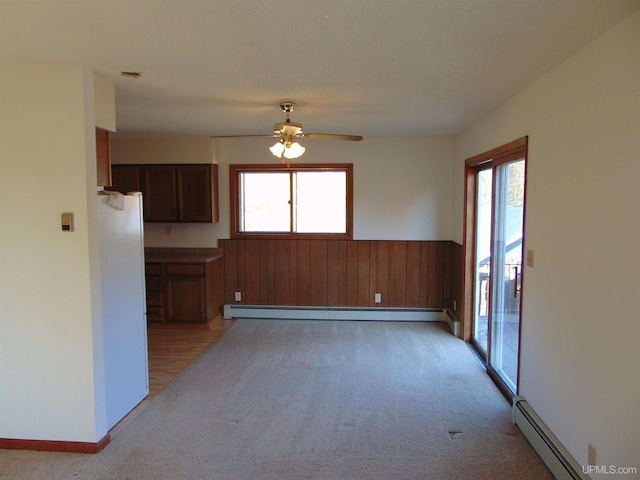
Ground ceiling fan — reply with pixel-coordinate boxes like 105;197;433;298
210;102;363;159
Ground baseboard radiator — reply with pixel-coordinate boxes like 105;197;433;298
512;396;588;480
223;305;460;335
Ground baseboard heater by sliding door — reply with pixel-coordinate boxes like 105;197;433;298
512;396;588;480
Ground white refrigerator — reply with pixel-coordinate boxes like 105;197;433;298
98;191;149;429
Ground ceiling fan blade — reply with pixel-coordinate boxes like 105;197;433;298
211;103;363;143
300;133;363;141
210;134;279;139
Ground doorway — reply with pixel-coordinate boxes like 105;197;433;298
464;137;528;398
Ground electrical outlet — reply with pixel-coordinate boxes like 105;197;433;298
374;293;381;303
234;291;242;302
453;300;457;311
588;443;597;466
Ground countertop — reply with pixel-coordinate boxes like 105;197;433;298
144;247;223;264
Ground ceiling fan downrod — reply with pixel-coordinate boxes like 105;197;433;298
281;102;295;122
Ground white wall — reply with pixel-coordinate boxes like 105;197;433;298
454;10;640;476
216;136;455;241
111;135;454;245
0;65;107;443
93;73;115;132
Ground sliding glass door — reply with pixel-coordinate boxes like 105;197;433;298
466;138;527;397
488;159;525;392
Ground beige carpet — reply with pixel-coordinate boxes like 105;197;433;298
1;319;553;479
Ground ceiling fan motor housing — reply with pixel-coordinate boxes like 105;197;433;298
273;122;303;136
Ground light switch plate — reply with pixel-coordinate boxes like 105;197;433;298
526;249;534;267
588;443;597;466
61;212;74;232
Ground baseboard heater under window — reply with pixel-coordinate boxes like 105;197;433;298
512;396;588;480
223;305;460;335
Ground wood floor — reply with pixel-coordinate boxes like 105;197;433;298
147;317;233;399
109;316;233;438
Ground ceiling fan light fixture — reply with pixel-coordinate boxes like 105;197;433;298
283;141;305;159
269;140;285;158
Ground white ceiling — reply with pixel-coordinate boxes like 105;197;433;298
1;0;638;138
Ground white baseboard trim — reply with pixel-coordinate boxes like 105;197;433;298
223;304;461;335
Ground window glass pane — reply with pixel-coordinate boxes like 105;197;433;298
240;172;290;232
295;171;346;233
473;167;492;353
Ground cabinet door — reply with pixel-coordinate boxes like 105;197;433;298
145;263;164;323
165;266;206;323
144;165;177;222
110;165;142;194
96;128;111;187
177;165;214;222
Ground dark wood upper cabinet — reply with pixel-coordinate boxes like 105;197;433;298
178;164;218;222
110;165;142;194
110;163;219;223
144;165;178;222
96;128;111;187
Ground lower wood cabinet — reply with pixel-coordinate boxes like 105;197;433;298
144;249;224;324
165;264;206;323
145;263;164;322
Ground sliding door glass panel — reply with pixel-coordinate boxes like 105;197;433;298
488;159;525;393
473;168;493;353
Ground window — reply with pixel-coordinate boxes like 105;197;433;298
230;164;353;239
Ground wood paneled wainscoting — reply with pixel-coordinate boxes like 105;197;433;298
221;239;463;314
